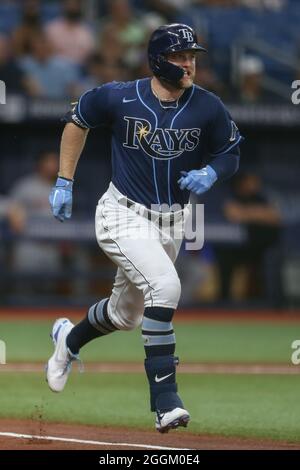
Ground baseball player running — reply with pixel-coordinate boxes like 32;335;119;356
47;24;242;433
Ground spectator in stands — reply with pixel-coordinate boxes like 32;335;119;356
11;0;43;57
214;172;282;301
196;0;239;6
77;52;128;94
185;0;285;11
99;0;146;70
240;0;286;11
9;151;92;297
19;32;80;99
237;55;287;103
143;0;213;23
9;151;63;283
45;0;95;66
0;197;25;236
237;55;267;103
144;0;184;22
0;196;26;299
0;35;27;94
194;43;226;97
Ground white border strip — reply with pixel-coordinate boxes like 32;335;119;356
0;432;191;450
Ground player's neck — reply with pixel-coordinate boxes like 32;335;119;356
151;77;184;102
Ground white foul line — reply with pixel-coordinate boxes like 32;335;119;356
0;432;191;451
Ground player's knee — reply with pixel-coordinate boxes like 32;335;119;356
151;273;181;308
116;316;141;331
107;301;143;331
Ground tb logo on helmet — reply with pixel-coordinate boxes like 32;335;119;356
179;28;194;42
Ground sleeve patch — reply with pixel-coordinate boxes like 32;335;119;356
71;112;89;129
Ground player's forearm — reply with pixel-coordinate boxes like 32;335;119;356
58;123;89;180
208;151;240;181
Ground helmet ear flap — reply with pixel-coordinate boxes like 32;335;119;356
154;55;185;84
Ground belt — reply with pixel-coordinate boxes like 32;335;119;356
124;199;178;226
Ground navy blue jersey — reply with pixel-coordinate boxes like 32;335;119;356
71;78;242;208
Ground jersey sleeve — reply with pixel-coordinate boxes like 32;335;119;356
69;83;113;129
206;97;243;156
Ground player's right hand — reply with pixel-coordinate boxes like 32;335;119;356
177;165;218;195
49;177;73;222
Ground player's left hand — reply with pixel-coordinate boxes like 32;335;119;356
49;177;73;222
177;165;218;195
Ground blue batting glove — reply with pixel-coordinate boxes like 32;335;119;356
49;177;73;222
177;165;218;195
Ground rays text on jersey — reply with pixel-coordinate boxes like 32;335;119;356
123;116;201;160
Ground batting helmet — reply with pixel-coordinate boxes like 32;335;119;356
148;23;206;84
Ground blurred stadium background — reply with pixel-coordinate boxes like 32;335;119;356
1;0;300;448
0;0;300;310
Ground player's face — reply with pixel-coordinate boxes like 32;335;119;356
166;51;196;88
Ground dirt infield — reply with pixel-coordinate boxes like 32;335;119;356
1;308;300;323
1;362;299;375
0;419;300;450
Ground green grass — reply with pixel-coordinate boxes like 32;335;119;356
0;372;300;442
0;320;299;363
1;319;300;442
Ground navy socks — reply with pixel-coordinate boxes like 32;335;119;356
66;299;116;354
